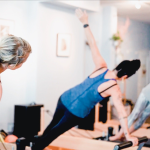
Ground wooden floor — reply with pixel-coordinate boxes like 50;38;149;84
131;128;150;139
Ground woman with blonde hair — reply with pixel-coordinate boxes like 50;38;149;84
0;34;32;99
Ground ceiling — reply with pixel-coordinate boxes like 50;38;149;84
100;0;150;24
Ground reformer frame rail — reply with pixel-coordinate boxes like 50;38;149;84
0;136;148;150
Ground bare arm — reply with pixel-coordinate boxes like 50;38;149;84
75;9;107;69
110;86;138;146
84;27;107;69
111;86;130;138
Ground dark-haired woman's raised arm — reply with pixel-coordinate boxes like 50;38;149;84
75;9;107;70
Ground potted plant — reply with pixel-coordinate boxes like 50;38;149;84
111;31;123;50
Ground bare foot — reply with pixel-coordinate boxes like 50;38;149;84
25;146;31;150
109;136;118;141
109;135;125;141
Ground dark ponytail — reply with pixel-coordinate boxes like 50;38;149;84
114;59;141;78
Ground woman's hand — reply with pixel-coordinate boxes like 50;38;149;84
126;135;138;147
75;8;88;24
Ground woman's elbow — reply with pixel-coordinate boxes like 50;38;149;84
116;108;127;118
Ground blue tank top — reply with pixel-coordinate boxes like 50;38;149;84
61;69;115;118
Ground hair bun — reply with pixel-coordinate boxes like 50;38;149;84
114;59;141;78
130;59;141;70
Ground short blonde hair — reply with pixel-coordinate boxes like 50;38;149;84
0;35;32;66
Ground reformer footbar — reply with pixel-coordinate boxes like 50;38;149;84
113;136;148;150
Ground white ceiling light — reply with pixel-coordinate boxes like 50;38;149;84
135;1;141;9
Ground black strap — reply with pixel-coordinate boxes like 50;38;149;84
83;24;89;28
100;84;117;94
90;67;106;76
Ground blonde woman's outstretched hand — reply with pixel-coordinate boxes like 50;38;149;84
75;8;88;24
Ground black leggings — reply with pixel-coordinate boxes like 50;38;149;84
32;97;81;150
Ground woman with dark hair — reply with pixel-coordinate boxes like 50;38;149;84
31;9;140;150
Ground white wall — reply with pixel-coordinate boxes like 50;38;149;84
35;3;85;127
101;6;117;70
118;17;150;103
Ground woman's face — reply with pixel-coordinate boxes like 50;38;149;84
9;63;23;70
7;53;30;70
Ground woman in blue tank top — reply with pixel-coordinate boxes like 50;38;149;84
31;9;140;150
